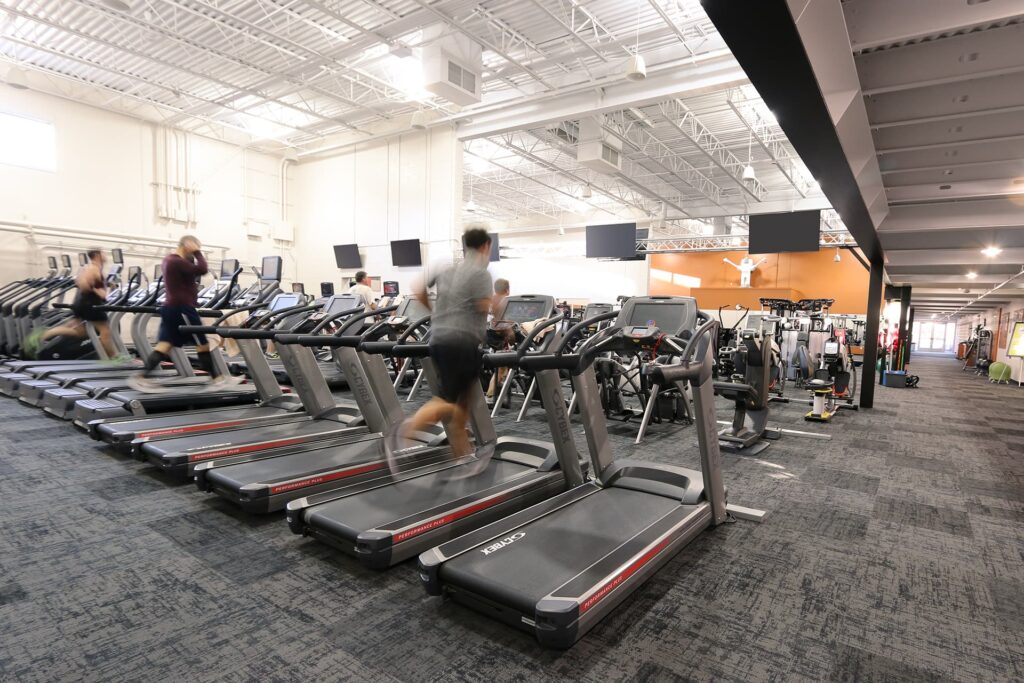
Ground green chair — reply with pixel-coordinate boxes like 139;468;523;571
988;362;1012;384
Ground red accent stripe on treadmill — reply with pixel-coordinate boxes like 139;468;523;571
392;494;510;544
579;536;673;614
268;461;388;495
188;436;310;462
138;419;247;439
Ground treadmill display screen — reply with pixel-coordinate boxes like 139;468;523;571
626;304;687;334
401;297;430;322
262;256;283;282
220;259;240;278
824;341;840;355
48;256;57;269
270;294;301;311
502;300;548;323
324;295;359;316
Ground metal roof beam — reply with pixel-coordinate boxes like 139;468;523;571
843;0;1024;52
657;98;766;201
856;23;1024;95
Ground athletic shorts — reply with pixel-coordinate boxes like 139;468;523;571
429;337;482;404
71;292;108;323
158;305;207;347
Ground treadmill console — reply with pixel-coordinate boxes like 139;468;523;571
823;341;840;356
624;325;661;345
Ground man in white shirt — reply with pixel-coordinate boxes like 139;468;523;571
348;271;377;311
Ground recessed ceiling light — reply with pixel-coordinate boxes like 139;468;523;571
966;272;978;279
981;246;1002;257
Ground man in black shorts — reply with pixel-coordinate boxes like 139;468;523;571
386;228;494;475
129;236;241;392
26;248;118;359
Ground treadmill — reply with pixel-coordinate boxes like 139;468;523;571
418;297;763;648
127;295;376;479
15;266;152;404
67;261;264;427
283;295;594;568
190;298;453;512
35;260;243;418
87;292;341;452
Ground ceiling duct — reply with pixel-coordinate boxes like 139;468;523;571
576;116;622;175
422;24;482;106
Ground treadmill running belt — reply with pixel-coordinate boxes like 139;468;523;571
305;459;536;541
120;405;292;439
437;487;682;615
204;438;391;491
143;417;353;458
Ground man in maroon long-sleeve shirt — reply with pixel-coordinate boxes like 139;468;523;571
130;235;238;392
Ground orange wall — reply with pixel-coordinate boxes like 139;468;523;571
650;250;870;314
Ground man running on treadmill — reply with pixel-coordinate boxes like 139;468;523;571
129;236;240;393
386;227;494;476
25;248;118;359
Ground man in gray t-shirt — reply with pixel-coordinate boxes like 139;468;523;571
385;228;495;474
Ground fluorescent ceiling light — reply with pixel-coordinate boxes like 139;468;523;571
966;272;978;279
981;246;1002;257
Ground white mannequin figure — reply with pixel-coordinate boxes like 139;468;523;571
723;255;767;288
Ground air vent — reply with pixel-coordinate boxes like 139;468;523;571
446;60;476;94
422;24;482;106
601;144;619;166
939;184;952;190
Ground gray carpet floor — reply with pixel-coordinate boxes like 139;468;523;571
0;354;1021;682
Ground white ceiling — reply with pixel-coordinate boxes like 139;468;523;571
843;0;1024;318
0;0;841;241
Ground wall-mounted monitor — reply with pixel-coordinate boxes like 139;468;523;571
261;255;283;282
488;232;500;262
391;238;422;267
111;248;124;264
586;223;637;259
748;210;821;254
622;228;648;262
220;258;240;277
333;244;362;269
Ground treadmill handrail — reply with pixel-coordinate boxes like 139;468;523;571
309;304;365;334
396;314;432;343
253;302;323;329
554;310;621;354
334;305;380;336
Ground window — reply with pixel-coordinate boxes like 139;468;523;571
0;112;56;172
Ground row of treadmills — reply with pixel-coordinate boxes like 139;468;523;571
2;261;761;648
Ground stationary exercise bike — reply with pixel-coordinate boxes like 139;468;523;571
805;334;858;421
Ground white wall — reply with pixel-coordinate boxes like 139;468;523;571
289;126;461;295
0;87;289;285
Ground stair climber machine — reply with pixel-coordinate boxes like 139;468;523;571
285;295;599;568
418;297;766;649
87;293;359;458
109;294;380;481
